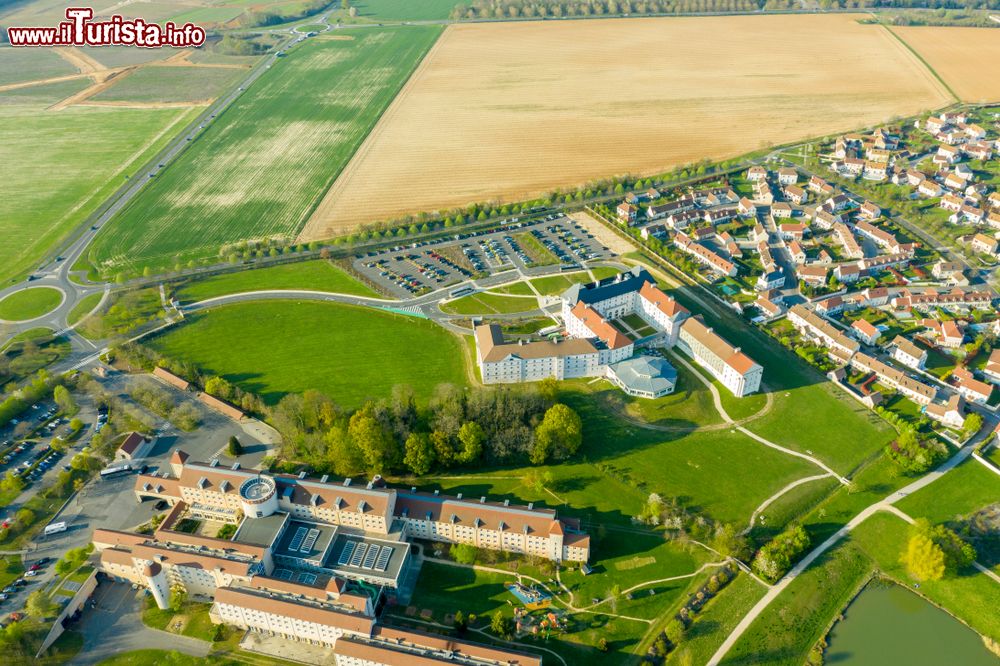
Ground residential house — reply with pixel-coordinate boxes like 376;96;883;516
925;394;967;429
777;168;798;186
797;264;828;287
918;180;943;198
951;367;994;404
617;202;638;224
859;201;881;220
970;232;999;256
747;166;767;181
788;240;806;264
891;336;928;370
784;184;808;204
851;319;881;345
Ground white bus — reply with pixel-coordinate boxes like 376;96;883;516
100;464;132;479
43;522;67;536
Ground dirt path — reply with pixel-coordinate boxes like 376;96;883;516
48;69;134;111
0;71;120;93
77;99;214;109
53;46;105;75
743;473;834;534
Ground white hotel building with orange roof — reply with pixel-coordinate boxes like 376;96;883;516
475;267;762;398
92;452;566;663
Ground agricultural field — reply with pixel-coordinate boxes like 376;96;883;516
0;82;201;285
0;47;76;86
91;66;246;104
173;260;381;303
893;26;1000;102
350;0;468;21
303;14;952;236
87;26;443;276
148;301;467;407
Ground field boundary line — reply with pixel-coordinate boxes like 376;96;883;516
880;23;960;103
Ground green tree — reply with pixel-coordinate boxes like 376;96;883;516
490;611;513;639
457;421;485;464
962;412;983;437
25;590;56;618
665;617;687;646
453;610;467;633
0;471;24;495
227;435;243;457
349;410;399;474
53;385;77;415
403;432;435;476
170;585;187;612
530;403;583;464
451;543;478;565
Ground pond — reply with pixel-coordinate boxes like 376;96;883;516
825;582;999;665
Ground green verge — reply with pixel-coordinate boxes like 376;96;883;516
173;260;380;304
667;573;767;665
67;292;104;327
0;287;63;321
88;26;444;276
441;292;539;315
148;301;466;407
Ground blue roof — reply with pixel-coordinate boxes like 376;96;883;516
561;266;654;305
609;355;678;395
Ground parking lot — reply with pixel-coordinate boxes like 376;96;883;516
352;215;612;298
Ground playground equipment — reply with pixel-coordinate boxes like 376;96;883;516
505;582;552;610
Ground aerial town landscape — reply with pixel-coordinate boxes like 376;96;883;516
1;1;1000;665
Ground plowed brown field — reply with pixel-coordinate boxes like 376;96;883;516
302;14;951;240
892;26;1000;102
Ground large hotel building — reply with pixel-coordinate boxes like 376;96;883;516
92;451;584;665
475;267;762;398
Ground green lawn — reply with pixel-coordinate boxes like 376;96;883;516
148;301;466;407
667;573;767;666
514;232;559;266
1;94;200;285
896;458;1000;524
0;287;63;321
619;363;724;429
92;66;245;104
724;539;872;666
415;383;819;529
88;26;443;276
851;512;1000;642
67;292;104;327
441;292;538;315
0;554;24;590
590;267;622;281
529;274;577;296
491;281;535;296
173;261;380;304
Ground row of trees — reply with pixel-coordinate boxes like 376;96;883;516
454;0;761;19
883;427;948;475
127;377;201;431
637;492;752;560
752;524;810;582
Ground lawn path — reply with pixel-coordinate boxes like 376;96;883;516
743;473;835;535
666;349;848;483
707;423;998;665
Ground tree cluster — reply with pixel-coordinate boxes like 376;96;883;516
637;493;751;559
884;428;947;475
752;524;810;582
242;0;327;27
127;377;200;431
271;383;580;476
902;518;976;581
455;0;761;20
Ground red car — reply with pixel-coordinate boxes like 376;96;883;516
8;613;22;623
28;564;41;572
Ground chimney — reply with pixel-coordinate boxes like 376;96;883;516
231;462;240;470
210;459;219;467
456;493;463;500
410;487;417;493
366;481;374;490
320;475;328;484
433;489;440;496
503;499;510;506
527;503;533;510
344;478;352;487
480;496;486;504
298;471;306;479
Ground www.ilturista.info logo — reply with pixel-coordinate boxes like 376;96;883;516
7;7;206;48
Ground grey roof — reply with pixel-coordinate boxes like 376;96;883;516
609;355;678;395
561;267;653;306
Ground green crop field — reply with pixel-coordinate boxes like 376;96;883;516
87;26;443;276
173;261;380;303
148;301;465;407
0;88;200;286
0;286;63;321
0;48;76;86
92;67;245;104
350;0;467;21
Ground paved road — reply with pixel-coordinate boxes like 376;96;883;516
707;417;999;665
69;580;210;665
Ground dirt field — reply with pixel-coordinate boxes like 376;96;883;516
302;14;951;240
893;26;1000;102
